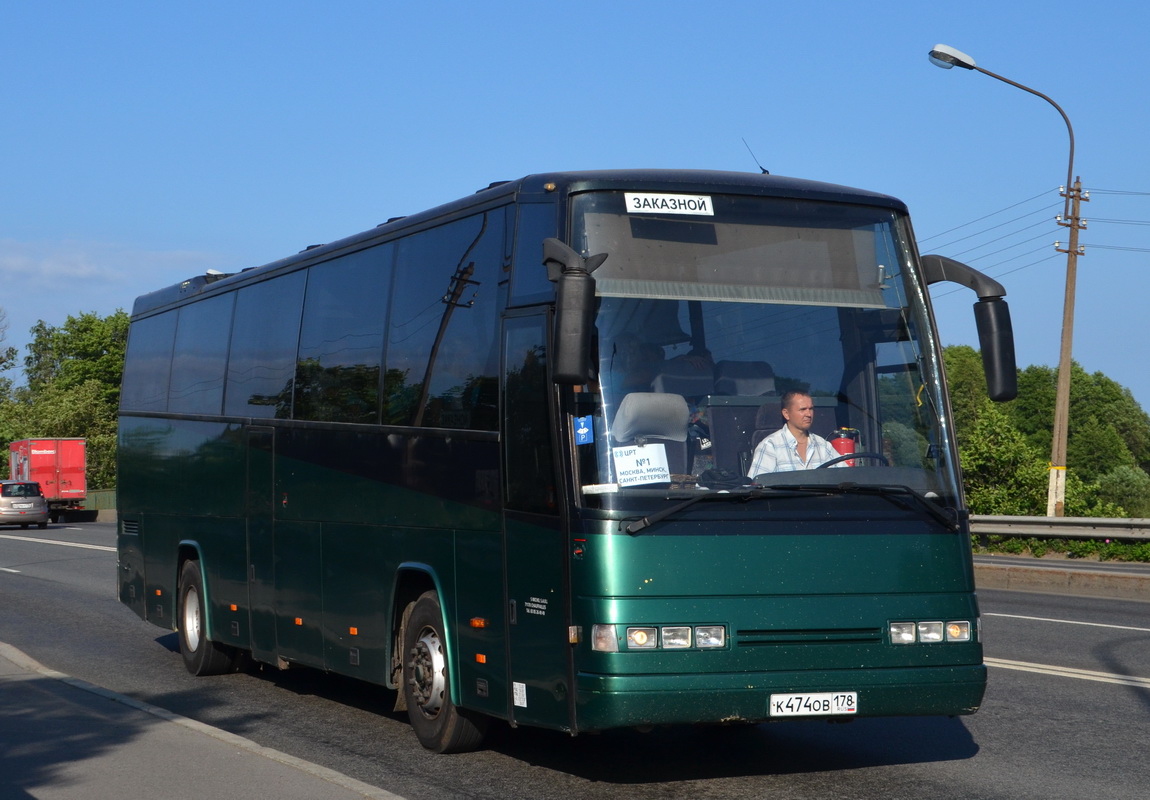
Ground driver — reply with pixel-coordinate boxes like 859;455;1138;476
746;390;842;476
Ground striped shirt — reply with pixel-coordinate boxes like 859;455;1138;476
747;426;841;477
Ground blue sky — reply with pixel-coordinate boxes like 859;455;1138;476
4;2;1149;415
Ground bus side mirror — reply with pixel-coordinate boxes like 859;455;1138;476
543;238;607;384
973;297;1016;401
921;254;1017;402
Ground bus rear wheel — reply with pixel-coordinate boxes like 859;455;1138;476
178;560;238;676
402;590;488;753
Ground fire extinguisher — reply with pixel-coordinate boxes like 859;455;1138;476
828;428;859;467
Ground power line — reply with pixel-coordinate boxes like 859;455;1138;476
1091;218;1150;226
928;204;1060;252
1089;188;1150;196
947;219;1054;259
917;188;1055;243
1085;244;1150;253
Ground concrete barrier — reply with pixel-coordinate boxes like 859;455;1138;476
975;561;1150;601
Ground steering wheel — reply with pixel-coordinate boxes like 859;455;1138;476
817;451;889;468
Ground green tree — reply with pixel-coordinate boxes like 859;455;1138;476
1066;413;1136;483
960;399;1049;516
942;345;987;449
23;311;129;406
17;380;118;488
0;306;17;401
1005;361;1150;480
1096;465;1150;518
3;310;127;487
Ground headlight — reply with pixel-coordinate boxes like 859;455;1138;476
661;626;692;649
890;621;916;644
890;619;974;645
917;621;944;643
593;623;726;650
946;621;972;642
627;627;658;648
591;624;618;652
695;625;725;648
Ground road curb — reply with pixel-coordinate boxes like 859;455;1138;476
975;563;1150;601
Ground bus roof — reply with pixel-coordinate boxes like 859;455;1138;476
130;169;908;318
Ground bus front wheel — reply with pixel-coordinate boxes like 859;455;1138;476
402;590;488;753
178;560;238;676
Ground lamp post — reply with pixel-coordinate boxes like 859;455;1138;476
928;44;1086;517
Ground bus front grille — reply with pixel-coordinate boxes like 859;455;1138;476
736;628;884;646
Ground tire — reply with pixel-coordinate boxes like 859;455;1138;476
402;590;488;753
178;560;238;676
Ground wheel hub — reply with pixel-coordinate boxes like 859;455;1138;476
408;627;446;718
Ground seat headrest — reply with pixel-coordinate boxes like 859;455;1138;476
650;358;715;396
715;360;775;396
612;392;690;443
754;401;782;430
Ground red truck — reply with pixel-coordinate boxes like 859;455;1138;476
8;438;87;522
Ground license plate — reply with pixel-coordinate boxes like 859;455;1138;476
12;503;32;509
770;691;857;717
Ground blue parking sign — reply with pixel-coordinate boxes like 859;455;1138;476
574;416;594;445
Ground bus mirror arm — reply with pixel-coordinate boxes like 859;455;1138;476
921;254;1017;402
543;238;608;384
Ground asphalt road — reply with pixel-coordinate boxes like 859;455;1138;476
2;522;1149;799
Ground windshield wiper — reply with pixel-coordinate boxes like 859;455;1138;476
624;487;795;535
764;482;960;531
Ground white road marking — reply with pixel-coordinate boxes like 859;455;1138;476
0;534;115;552
985;657;1150;688
985;612;1150;633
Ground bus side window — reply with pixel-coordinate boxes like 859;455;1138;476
503;315;557;514
294;247;391;424
170;293;234;415
386;211;505;429
509;204;558;307
224;271;306;419
121;312;177;413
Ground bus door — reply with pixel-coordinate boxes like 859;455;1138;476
246;426;278;664
501;313;572;730
245;426;326;669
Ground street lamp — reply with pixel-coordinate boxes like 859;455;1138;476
928;44;1086;517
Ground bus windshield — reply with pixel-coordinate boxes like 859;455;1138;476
571;190;960;514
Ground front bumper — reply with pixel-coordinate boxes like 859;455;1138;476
573;663;986;732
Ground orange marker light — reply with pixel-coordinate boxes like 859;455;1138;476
349;627;359;636
475;654;487;664
230;604;238;612
470;617;488;629
295;617;303;626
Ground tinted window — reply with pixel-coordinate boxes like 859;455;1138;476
294;246;392;424
510;203;558;306
503;315;556;513
120;312;177;412
386;209;506;429
169;293;234;415
224;272;306;418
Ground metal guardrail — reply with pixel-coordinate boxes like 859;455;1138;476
971;515;1150;541
84;489;116;510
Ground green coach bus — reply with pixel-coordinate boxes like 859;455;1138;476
116;169;1016;753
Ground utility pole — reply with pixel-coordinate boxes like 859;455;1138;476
1048;179;1089;516
927;44;1086;518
